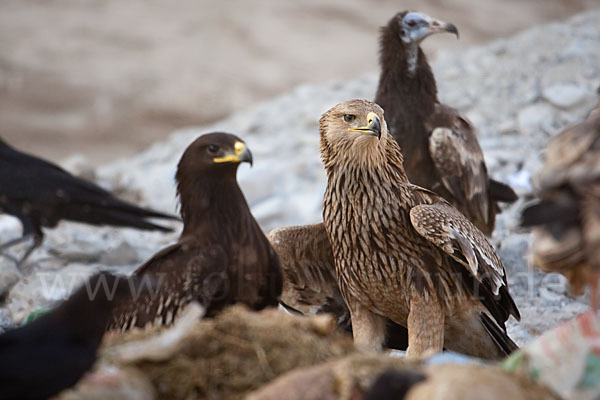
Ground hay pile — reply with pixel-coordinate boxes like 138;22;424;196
55;304;559;400
58;304;356;400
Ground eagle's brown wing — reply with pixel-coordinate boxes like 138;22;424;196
425;104;496;235
522;102;600;296
108;237;228;330
268;223;409;349
537;111;600;192
267;223;345;319
408;192;520;327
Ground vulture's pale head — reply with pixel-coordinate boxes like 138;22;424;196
319;99;390;168
394;11;458;44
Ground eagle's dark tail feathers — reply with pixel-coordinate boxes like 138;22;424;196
489;179;518;204
479;312;519;356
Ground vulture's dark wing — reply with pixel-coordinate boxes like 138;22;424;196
268;222;409;350
425;104;495;234
108;238;228;330
408;190;520;328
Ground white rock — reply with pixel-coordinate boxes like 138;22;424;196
6;265;98;324
506;169;533;192
60;154;97;182
0;262;20;298
0;309;13;333
541;62;586;88
543;83;587;109
517;103;555;135
99;241;140;266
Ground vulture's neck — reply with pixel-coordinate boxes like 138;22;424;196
375;26;438;141
178;174;252;239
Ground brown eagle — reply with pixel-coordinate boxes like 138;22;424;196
374;11;517;236
522;94;600;310
109;133;283;330
318;99;519;358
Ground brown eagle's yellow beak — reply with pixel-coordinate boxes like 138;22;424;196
213;141;253;166
350;112;381;140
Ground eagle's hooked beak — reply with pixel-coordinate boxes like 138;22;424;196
350;112;382;140
213;141;254;166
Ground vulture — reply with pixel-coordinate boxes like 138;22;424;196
0;273;143;400
374;11;517;236
521;94;600;310
316;99;519;359
0;137;178;267
109;132;282;330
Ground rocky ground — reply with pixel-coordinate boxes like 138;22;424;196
1;0;597;165
1;10;600;347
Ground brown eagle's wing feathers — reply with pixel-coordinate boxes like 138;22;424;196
268;223;409;349
268;223;345;318
426;105;494;231
520;119;599;229
408;195;520;326
538;114;600;191
108;238;227;330
522;104;600;295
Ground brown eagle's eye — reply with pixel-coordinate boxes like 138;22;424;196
208;144;219;154
343;114;356;123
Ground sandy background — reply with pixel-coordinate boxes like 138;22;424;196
0;0;598;164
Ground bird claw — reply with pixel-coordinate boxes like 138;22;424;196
0;233;39;273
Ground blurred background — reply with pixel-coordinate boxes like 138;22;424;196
1;0;597;165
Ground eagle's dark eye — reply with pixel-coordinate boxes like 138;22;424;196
343;114;356;123
208;144;219;154
406;20;417;27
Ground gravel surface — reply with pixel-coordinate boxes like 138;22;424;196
2;0;596;165
1;10;599;345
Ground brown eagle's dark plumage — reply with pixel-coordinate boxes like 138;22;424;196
374;11;517;236
109;133;283;330
319;99;519;359
522;94;600;310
